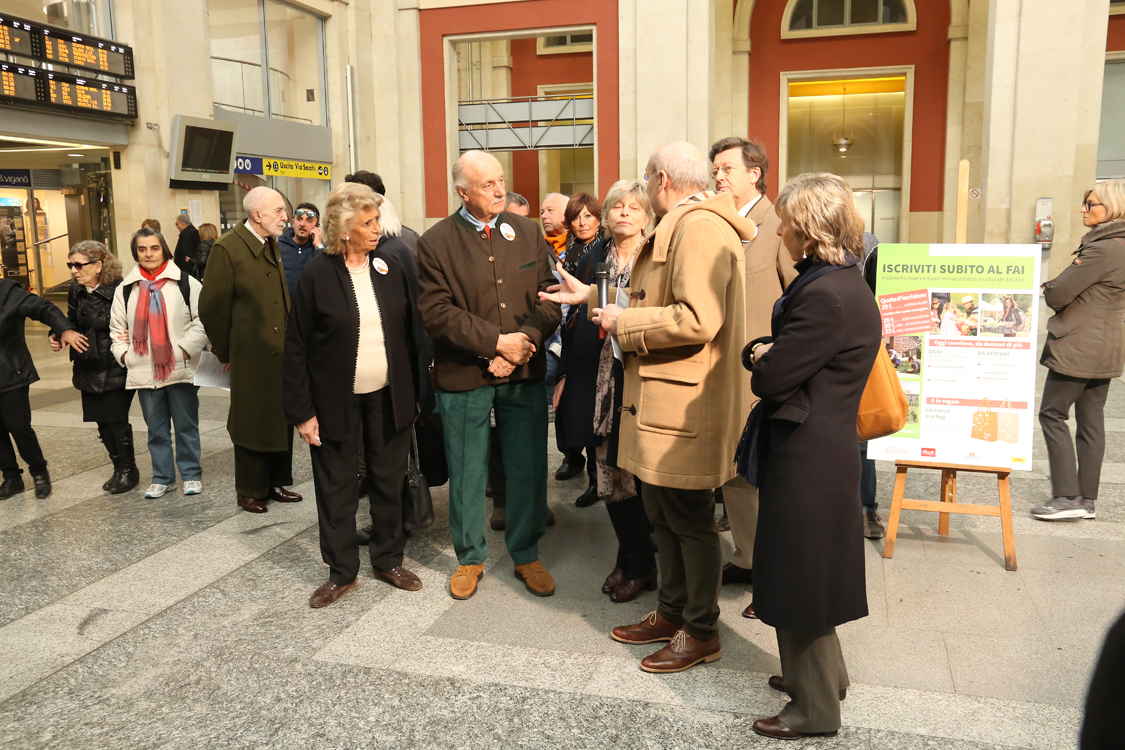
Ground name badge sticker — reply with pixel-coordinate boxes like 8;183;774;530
373;257;389;275
500;223;516;242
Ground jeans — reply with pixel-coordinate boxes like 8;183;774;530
860;441;877;514
138;384;202;485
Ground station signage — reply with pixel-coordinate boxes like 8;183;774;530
0;13;134;79
235;155;331;180
0;63;136;118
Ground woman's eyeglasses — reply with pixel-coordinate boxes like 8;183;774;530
66;261;96;270
1083;200;1105;211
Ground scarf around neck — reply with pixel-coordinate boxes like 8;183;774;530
131;272;176;382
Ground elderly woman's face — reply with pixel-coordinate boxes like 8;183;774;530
606;196;646;243
776;216;807;263
1082;190;1108;227
345;207;382;255
68;253;101;287
135;238;166;272
571;207;600;243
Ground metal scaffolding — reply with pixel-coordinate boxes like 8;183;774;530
458;95;594;152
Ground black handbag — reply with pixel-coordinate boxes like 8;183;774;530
402;427;435;533
414;412;448;487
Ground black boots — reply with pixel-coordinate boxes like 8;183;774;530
0;476;25;499
103;425;139;494
31;471;51;499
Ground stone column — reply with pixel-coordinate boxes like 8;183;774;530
980;0;1109;276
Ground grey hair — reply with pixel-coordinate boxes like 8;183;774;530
379;195;403;238
243;186;281;215
651;143;709;192
505;192;529;210
175;214;191;227
542;192;568;206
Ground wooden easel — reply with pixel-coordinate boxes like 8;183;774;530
882;460;1017;571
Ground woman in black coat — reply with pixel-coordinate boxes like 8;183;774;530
284;182;428;609
739;173;882;740
49;241;139;494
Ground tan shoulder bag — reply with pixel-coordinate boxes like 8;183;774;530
856;346;909;441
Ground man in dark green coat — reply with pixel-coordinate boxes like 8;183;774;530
199;187;302;513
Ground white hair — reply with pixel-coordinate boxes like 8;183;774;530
650;142;709;192
452;149;500;190
379;195;403;237
243;186;281;215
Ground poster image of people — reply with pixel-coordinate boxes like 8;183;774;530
930;291;979;337
883;334;922;375
979;293;1034;338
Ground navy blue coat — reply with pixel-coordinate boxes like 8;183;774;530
278;228;323;300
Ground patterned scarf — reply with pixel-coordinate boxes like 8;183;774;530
131;277;176;382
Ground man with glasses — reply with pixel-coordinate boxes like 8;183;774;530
279;202;325;301
707;137;799;611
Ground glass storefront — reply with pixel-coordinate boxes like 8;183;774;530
2;0;115;39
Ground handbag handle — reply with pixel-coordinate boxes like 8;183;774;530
978;396;992;412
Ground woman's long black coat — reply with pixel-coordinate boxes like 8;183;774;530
555;239;607;450
67;280;127;394
750;260;882;633
283;243;429;442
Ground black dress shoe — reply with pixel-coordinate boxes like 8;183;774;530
768;674;784;692
554;458;584;481
357;523;373;545
269;486;303;502
721;562;753;585
32;472;51;499
575;485;600;507
0;476;25;499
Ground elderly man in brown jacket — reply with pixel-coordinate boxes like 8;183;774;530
544;141;755;673
708;137;798;609
417;150;561;601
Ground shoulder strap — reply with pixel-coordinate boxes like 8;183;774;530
123;282;132;309
122;277;192;318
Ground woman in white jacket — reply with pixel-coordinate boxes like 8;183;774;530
111;228;209;498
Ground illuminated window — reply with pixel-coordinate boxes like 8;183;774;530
785;0;914;37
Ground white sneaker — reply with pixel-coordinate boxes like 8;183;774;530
144;483;173;499
183;480;203;495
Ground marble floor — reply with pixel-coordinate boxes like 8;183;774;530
0;314;1121;749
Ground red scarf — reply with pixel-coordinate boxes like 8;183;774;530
131;263;176;381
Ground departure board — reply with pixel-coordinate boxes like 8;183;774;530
0;13;134;79
0;64;136;118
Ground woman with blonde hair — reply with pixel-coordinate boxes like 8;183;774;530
191;222;218;281
1033;179;1125;521
736;172;882;740
284;181;430;608
50;241;138;493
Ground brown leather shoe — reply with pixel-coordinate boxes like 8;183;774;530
514;559;555;596
640;630;721;673
237;494;268;513
722;561;753;585
309;579;355;608
609;569;658;603
269;486;303;502
768;674;784;692
602;567;626;594
611;611;682;645
374;566;422;591
449;564;484;600
742;603;758;619
752;716;837;740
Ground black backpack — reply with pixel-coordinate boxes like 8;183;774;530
123;274;193;320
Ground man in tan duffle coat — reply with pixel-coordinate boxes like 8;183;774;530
547;141;755;673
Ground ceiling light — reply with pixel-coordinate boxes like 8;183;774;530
833;136;853;153
67;153;84;157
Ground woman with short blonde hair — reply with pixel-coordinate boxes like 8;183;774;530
774;172;864;265
284;180;429;608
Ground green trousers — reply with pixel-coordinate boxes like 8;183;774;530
438;381;548;566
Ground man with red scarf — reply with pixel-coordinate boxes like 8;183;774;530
199;187;303;513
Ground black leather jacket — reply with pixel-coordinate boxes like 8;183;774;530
0;279;75;394
67;280;127;394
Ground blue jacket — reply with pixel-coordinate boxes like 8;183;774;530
278;228;323;300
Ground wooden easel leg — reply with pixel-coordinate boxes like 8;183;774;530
938;470;952;536
998;473;1017;571
883;466;909;559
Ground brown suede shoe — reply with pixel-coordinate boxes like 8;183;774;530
269;486;303;502
449;564;484;600
602;567;626;594
309;579;355;608
639;630;721;673
237;494;268;513
374;566;422;591
514;560;555;596
752;716;837;739
611;611;682;645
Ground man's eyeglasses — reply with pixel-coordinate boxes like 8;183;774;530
66;261;96;270
1083;200;1105;211
294;209;318;220
710;165;744;179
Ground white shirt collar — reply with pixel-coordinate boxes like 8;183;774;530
738;193;763;218
459;204;499;231
243;220;267;245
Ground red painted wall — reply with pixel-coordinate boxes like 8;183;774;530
747;2;951;212
509;38;594;211
1108;14;1125;51
419;0;617;219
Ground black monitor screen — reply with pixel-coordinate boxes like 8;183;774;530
180;126;234;174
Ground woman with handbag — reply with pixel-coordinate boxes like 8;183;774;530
110;229;209;500
50;241;138;494
284;182;428;608
550;180;658;602
1033;180;1125;521
737;173;882;740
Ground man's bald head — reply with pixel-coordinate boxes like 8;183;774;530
540;193;569;236
453;150;507;222
243;186;287;237
645;141;710;216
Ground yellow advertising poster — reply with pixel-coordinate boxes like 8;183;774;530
261;158;331;180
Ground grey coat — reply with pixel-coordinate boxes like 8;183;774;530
1041;220;1125;379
